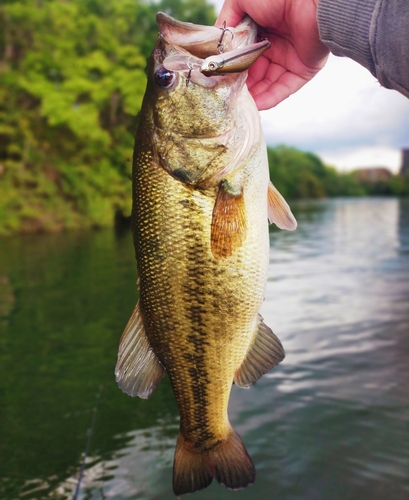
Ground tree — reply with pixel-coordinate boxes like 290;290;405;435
0;0;216;234
267;145;366;199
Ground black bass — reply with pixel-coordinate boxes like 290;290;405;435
115;12;297;496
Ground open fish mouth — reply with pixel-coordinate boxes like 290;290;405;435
157;12;270;79
157;12;258;58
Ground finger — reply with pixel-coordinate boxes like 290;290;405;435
251;71;309;110
215;0;245;28
246;42;327;109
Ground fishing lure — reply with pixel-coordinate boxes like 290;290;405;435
163;39;270;78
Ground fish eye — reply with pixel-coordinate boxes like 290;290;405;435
155;66;175;88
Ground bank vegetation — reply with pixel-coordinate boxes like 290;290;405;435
1;0;408;235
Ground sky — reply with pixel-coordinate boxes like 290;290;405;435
210;1;409;173
260;55;409;173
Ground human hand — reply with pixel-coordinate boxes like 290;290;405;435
216;0;329;110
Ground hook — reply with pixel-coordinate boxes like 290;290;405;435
217;21;234;53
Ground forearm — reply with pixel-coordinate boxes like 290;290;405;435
317;0;409;98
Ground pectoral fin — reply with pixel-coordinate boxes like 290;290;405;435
211;181;247;259
234;314;285;388
115;301;165;399
268;181;297;230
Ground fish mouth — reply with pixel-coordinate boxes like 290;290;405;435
156;13;267;88
156;12;258;59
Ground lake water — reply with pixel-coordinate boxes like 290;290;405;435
0;197;408;500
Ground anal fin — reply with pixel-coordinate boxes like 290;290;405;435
234;314;285;388
268;181;297;230
211;181;247;259
115;301;165;399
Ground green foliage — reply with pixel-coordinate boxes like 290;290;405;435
358;172;409;196
1;0;406;235
267;145;409;200
267;145;367;199
389;173;409;196
0;0;216;235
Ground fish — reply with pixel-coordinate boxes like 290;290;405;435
115;12;297;496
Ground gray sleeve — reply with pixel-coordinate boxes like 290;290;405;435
317;0;409;98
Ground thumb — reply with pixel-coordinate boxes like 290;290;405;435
215;1;245;28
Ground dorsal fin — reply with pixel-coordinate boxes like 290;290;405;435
267;181;297;230
234;315;285;388
211;182;247;259
115;301;165;399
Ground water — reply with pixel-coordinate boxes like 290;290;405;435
0;198;408;500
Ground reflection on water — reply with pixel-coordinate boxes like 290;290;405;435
0;198;408;500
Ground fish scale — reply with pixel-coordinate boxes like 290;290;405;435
115;12;297;496
136;146;261;439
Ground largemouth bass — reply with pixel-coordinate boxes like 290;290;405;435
115;12;297;496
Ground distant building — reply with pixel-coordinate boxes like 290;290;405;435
400;149;409;176
353;167;393;183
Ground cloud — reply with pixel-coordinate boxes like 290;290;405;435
318;145;403;172
260;55;409;172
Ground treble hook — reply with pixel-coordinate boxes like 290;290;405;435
217;21;234;53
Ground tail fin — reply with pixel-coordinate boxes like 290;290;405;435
173;429;255;496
